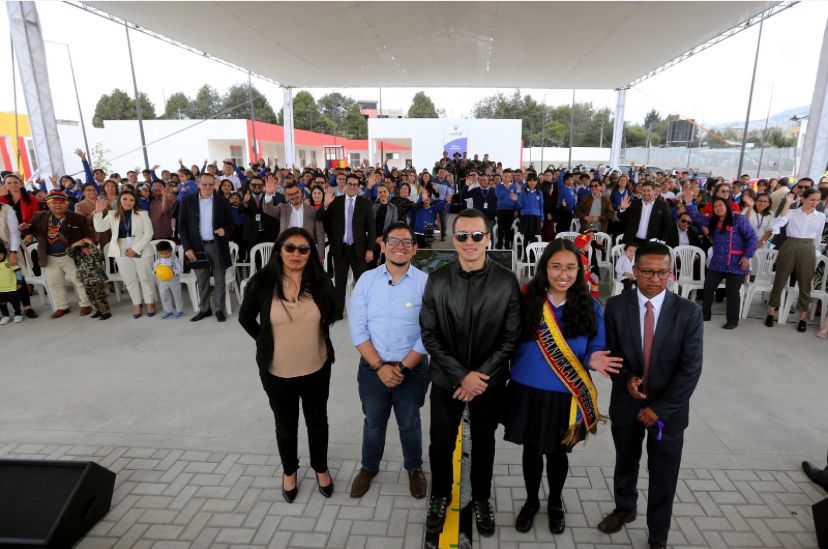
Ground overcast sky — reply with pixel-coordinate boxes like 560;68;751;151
1;1;826;133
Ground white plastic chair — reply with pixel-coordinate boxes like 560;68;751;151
809;255;828;330
672;245;706;299
176;245;200;312
249;242;274;277
555;231;580;242
101;242;123;304
594;231;612;282
513;232;525;268
22;243;54;309
570;218;580;232
610;243;627;296
780;255;828;325
615;234;625;247
741;248;780;319
520;242;548;282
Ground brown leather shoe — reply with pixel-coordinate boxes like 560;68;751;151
408;468;427;499
597;510;637;534
349;469;378;498
50;308;70;319
79;306;92;316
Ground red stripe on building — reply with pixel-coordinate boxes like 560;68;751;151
17;136;31;180
0;137;12;172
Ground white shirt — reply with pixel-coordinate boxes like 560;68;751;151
289;203;304;229
198;195;214;242
615;255;634;281
677;227;690;246
636;200;656;240
637;288;667;348
661;191;676;201
772;208;827;255
747;210;774;239
221;172;242;191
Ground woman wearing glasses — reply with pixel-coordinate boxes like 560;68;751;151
740;192;774;248
684;189;757;329
238;227;337;502
504;238;621;534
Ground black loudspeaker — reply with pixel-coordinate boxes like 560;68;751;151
0;459;116;548
815;497;828;549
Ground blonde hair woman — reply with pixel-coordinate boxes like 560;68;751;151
93;190;156;318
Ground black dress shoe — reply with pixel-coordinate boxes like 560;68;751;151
190;309;212;322
802;460;828;491
282;473;298;503
797;320;807;332
722;321;738;329
98;313;112;321
514;501;539;533
548;504;565;534
316;471;333;498
24;309;38;319
765;314;775;327
649;544;666;549
597;510;637;534
216;311;226;322
426;495;450;534
473;500;496;537
90;311;102;319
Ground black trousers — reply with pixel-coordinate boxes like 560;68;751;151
429;382;505;501
703;270;744;322
556;211;573;234
611;423;684;546
496;210;514;249
519;216;541;245
333;245;367;317
522;444;568;508
260;362;331;476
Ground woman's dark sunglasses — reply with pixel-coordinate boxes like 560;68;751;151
283;244;311;255
453;231;488;243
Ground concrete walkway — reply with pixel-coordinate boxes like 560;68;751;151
1;283;826;548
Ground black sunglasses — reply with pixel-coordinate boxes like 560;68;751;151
283;244;311;255
453;231;488;243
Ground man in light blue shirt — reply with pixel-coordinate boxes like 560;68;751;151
348;221;430;500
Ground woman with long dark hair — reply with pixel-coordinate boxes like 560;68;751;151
504;239;620;534
685;193;757;329
0;173;42;317
239;228;337;502
741;192;774;247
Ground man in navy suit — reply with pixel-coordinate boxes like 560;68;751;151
598;242;703;549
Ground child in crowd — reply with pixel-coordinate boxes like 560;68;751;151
153;241;184;320
409;191;446;248
137;185;152;211
68;237;112;320
0;243;24;324
616;242;637;293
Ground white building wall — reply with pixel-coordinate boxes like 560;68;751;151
368;119;522;170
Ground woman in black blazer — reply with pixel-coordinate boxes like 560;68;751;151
238;227;337;502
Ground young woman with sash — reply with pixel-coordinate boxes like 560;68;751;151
504;238;622;534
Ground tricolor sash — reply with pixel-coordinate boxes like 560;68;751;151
535;298;601;446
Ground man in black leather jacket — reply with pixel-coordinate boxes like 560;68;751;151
419;208;522;537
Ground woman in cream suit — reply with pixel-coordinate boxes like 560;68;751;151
93;190;156;318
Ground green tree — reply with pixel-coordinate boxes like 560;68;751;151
277;91;333;133
162;92;192;119
222;84;277;123
644;109;662;129
407;91;439;118
318;92;357;132
92;89;156;127
189;85;223;119
343;103;368;139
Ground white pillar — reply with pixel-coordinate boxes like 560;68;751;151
6;1;64;185
799;20;828;183
282;87;296;169
609;87;627;169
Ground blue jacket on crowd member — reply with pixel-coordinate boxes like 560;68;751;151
137;196;151;211
555;173;577;213
685;203;757;276
517;188;544;218
81;158;103;194
409;199;446;234
576;185;591;204
495;182;518;210
610;187;631;211
510;298;605;393
176;179;199;201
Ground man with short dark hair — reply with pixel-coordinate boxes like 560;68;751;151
263;181;324;260
598;242;703;549
420;209;521;537
620;181;672;244
348;222;429;500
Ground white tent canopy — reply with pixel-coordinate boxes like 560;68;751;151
88;1;775;89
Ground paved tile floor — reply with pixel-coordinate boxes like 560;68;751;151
2;265;827;548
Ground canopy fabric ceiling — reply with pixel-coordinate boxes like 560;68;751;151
89;1;776;89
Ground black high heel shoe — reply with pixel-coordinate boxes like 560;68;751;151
316;471;334;498
282;473;298;503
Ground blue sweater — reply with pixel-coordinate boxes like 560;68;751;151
610;188;630;210
518;188;544;218
510;298;605;393
495;183;517;210
409;200;446;233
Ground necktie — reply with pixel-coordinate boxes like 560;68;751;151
345;198;354;245
643;301;654;392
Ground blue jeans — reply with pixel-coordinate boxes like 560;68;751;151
357;358;429;471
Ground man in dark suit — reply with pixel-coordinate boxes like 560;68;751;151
263;181;325;261
619;181;672;244
460;172;497;223
665;212;702;248
598;242;703;549
320;173;375;319
179;173;235;322
239;175;284;261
